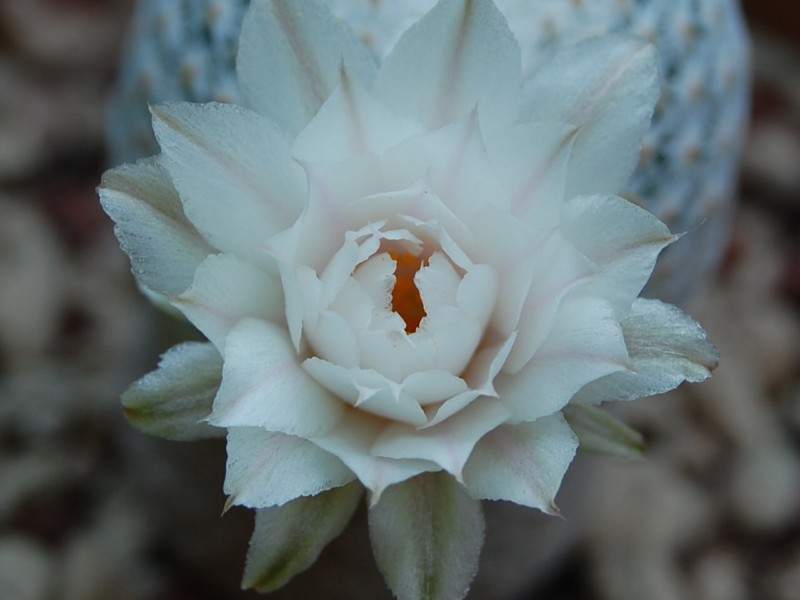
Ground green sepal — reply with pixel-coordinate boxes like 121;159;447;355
243;481;364;593
368;472;484;600
563;403;645;459
122;342;224;440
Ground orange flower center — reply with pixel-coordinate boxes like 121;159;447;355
390;250;427;334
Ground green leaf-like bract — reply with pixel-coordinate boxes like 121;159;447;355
122;341;223;441
242;481;363;592
563;404;644;459
368;472;484;600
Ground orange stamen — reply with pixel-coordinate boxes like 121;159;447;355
389;251;427;333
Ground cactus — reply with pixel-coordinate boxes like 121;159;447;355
105;0;750;304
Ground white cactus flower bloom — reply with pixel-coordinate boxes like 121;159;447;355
100;0;718;597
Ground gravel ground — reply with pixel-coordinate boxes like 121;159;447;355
1;2;798;599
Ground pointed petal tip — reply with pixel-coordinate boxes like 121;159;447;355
222;494;236;515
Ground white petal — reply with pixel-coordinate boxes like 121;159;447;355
210;318;345;436
358;317;481;383
393;111;507;222
571;298;718;405
487;121;577;230
243;482;362;592
302;358;429;427
463;413;578;514
372;399;510;479
426;334;517;427
173;253;284;350
466;205;544;339
368;472;484;600
521;35;660;197
307;310;361;368
403;370;468;406
374;0;521;133
237;0;377;135
98;158;213;296
562;195;675;316
151;102;307;267
345;179;475;255
121;342;223;441
224;428;354;508
497;296;629;422
311;410;440;502
503;230;597;372
293;64;423;163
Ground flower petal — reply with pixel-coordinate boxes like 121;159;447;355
302;358;429;427
372;399;511;480
521;34;660;198
243;482;363;593
293;64;424;163
562;404;644;460
312;410;440;502
374;0;521;133
237;0;377;135
224;428;354;509
391;111;507;222
487;120;577;230
98;158;213;296
210;318;345;436
462;413;578;514
502;229;597;373
121;342;223;441
368;472;484;600
151;102;307;267
562;195;676;316
173;253;284;351
497;296;629;422
571;298;719;405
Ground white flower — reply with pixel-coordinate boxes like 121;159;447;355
99;0;719;597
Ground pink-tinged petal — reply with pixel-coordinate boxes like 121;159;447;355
173;253;284;351
374;0;521;133
121;342;223;441
293;64;423;163
497;296;629;422
302;358;429;427
487;121;577;230
561;195;676;316
373;399;510;479
311;410;440;503
521;35;660;198
571;299;718;405
237;0;377;135
463;413;578;514
224;427;354;509
99;158;213;296
243;483;362;593
369;472;484;600
151;102;307;268
210;318;345;436
503;230;597;372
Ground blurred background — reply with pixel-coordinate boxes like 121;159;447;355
0;0;798;598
